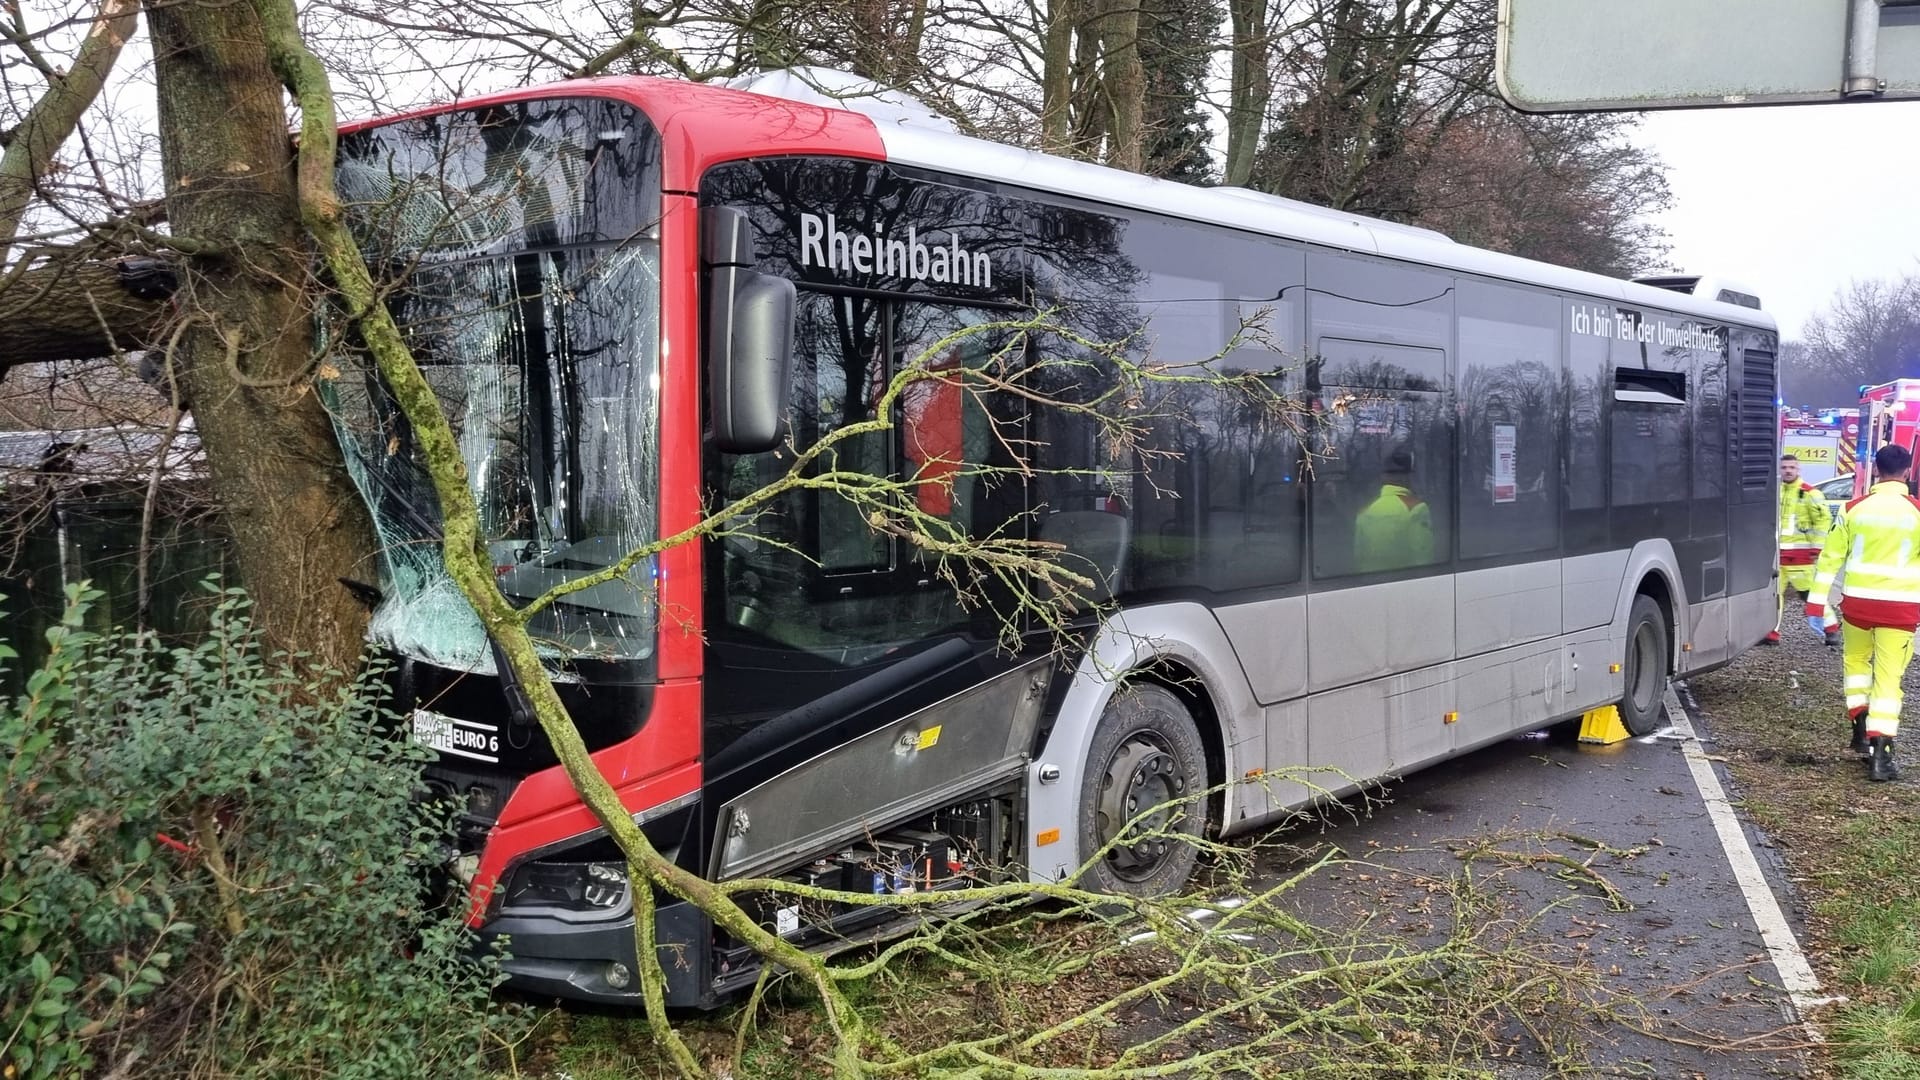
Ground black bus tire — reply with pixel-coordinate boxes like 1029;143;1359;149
1618;594;1670;736
1075;684;1208;898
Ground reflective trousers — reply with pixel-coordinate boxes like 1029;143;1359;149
1779;565;1838;633
1782;563;1816;594
1842;621;1915;738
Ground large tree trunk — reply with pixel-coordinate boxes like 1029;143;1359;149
1040;0;1077;153
738;0;792;72
1072;12;1108;153
1098;0;1144;170
144;0;375;676
1223;0;1269;186
849;0;891;79
900;0;928;80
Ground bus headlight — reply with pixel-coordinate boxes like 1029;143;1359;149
503;860;631;913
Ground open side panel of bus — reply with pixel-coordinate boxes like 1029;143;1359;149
699;658;1050;996
709;657;1051;882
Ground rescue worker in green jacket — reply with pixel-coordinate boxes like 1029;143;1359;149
1354;446;1433;574
1771;452;1833;644
1805;444;1920;781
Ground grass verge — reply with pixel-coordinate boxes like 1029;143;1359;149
1688;599;1920;1079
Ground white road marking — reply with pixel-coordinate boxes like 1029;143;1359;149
1665;685;1837;1039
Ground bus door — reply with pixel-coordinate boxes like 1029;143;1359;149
699;289;1048;885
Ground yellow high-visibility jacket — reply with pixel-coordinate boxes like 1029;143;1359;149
1354;483;1433;574
1778;479;1828;567
1808;480;1920;629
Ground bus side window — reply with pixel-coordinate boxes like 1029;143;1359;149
1308;340;1452;579
716;292;1037;656
1201;380;1306;592
891;303;1026;549
1456;283;1561;561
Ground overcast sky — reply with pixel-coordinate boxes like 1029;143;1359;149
1639;101;1920;343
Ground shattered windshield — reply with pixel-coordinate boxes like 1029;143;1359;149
325;97;663;671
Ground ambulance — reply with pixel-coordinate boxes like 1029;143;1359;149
1779;408;1857;486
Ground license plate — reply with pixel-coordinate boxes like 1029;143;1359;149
411;709;500;764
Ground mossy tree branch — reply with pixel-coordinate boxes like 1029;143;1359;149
0;0;138;247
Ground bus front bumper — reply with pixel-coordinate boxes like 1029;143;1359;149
480;896;712;1009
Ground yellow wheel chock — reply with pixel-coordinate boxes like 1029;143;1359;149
1577;705;1631;746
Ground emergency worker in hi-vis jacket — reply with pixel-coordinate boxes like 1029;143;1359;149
1806;444;1920;781
1772;452;1834;645
1353;445;1433;575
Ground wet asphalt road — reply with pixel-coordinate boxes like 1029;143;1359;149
1242;692;1817;1078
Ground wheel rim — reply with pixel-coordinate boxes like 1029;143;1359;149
1628;620;1661;715
1095;731;1191;882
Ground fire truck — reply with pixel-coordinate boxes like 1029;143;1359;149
1852;380;1920;497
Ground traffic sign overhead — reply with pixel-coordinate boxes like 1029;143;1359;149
1498;0;1920;112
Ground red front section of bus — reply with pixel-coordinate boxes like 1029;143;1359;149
455;80;887;925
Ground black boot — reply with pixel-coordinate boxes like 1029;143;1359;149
1868;736;1901;782
1851;713;1869;757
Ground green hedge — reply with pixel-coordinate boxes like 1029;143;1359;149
1;585;528;1078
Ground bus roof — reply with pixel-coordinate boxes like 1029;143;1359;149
361;72;1776;334
867;112;1776;332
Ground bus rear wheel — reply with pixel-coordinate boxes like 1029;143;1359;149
1077;684;1208;897
1618;594;1670;736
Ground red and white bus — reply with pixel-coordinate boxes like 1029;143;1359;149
325;73;1780;1008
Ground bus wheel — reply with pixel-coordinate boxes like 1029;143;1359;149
1618;594;1670;736
1077;684;1208;897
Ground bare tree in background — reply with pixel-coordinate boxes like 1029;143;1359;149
1791;273;1920;407
1245;0;1671;276
1140;0;1221;180
1254;0;1467;215
1412;111;1672;277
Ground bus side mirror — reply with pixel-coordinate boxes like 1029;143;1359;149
705;206;795;454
